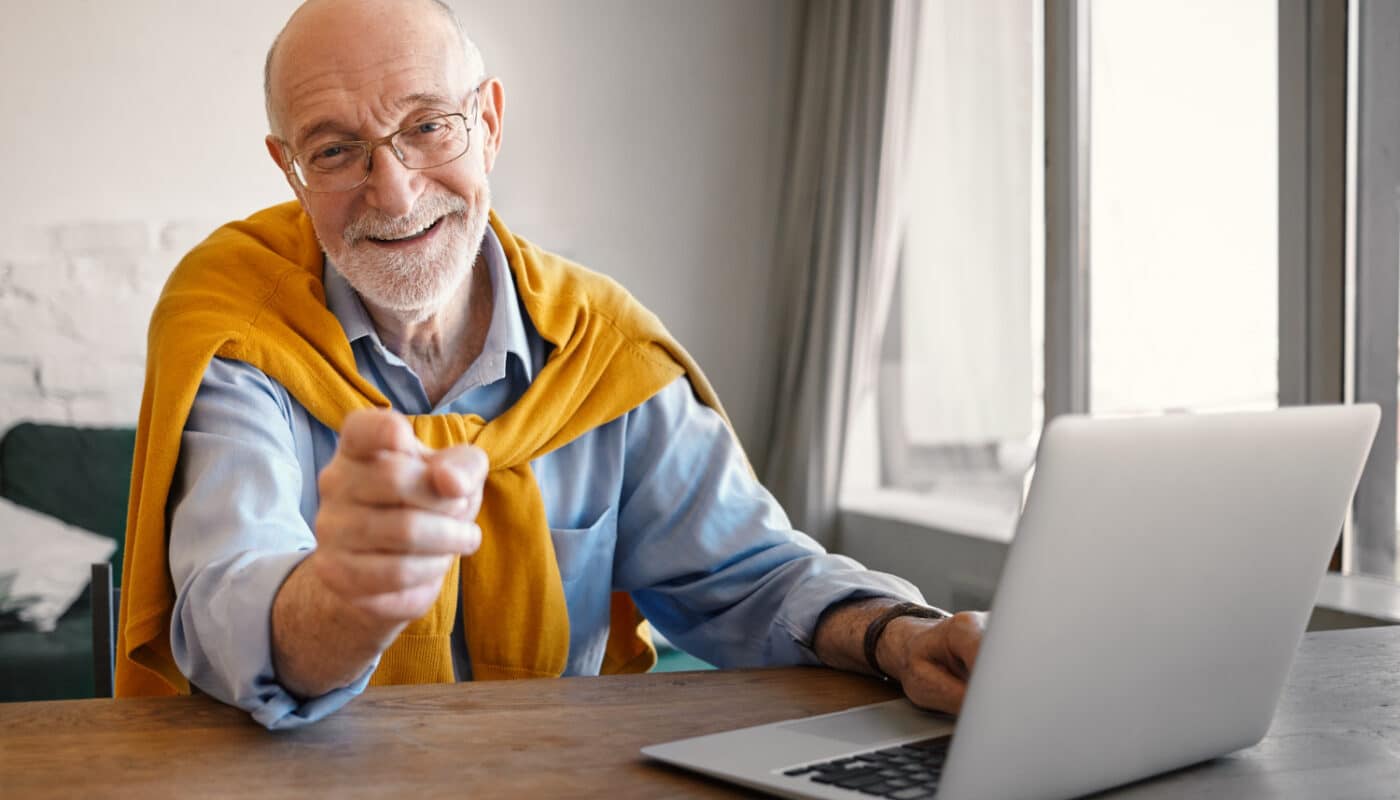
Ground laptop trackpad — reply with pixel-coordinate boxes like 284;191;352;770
778;701;949;745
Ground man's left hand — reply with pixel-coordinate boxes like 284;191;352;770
876;611;987;714
812;600;988;715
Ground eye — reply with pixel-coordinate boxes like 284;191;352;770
307;143;357;170
400;119;450;142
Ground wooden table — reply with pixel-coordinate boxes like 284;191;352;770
2;627;1399;799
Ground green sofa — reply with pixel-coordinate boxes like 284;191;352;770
0;422;708;703
0;423;134;702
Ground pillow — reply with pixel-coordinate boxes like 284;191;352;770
0;501;116;632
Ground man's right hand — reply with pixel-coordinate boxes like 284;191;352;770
271;408;486;696
308;408;486;626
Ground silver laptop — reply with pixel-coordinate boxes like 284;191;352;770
643;404;1380;800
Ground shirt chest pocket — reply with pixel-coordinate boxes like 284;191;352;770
548;504;619;587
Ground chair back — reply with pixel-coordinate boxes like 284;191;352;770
90;563;120;697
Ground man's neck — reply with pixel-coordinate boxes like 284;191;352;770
362;255;495;407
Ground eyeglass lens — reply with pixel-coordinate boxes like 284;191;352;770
292;112;472;192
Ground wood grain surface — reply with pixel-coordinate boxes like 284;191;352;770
2;628;1398;799
0;665;896;799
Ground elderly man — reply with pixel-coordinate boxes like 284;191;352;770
116;0;984;729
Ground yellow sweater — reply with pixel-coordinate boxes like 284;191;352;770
117;201;735;695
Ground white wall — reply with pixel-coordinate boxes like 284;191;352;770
0;0;794;453
0;1;298;427
459;0;795;451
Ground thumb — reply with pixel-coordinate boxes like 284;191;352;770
426;444;489;498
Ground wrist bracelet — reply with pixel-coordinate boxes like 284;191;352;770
862;601;952;683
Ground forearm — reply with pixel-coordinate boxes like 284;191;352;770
271;555;403;698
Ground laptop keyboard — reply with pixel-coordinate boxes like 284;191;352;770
780;734;952;799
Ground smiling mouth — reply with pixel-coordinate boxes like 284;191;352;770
368;216;443;245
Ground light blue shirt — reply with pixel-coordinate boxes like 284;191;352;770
167;227;922;729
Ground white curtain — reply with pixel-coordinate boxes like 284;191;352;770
761;0;920;546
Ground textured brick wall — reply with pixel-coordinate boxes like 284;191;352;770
0;219;221;430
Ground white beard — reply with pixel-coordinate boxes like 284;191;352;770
324;186;492;316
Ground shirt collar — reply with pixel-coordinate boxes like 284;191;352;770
323;224;535;384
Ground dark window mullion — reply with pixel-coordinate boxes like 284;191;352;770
1349;0;1399;578
1044;0;1090;421
1279;0;1349;569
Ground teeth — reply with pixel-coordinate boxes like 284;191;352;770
375;218;437;241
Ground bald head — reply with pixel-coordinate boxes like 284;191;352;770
263;0;485;136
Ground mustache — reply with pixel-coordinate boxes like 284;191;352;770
342;193;471;245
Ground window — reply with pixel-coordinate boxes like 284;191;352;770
862;0;1042;539
863;0;1400;586
1089;0;1277;417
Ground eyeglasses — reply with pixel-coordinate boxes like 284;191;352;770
282;89;481;193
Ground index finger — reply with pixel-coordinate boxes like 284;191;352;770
339;408;424;462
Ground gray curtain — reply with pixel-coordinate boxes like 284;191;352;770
761;0;919;545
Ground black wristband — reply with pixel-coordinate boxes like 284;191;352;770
862;601;952;683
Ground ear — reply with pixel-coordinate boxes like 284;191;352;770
477;77;505;174
265;135;303;198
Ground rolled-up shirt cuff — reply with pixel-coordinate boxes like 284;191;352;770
170;548;378;730
254;661;377;731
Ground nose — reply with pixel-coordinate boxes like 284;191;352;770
360;141;421;219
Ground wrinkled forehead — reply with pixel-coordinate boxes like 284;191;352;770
269;3;470;137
